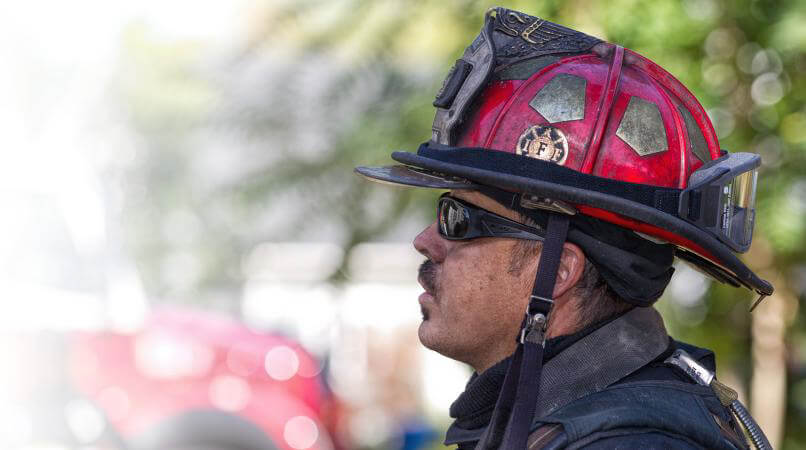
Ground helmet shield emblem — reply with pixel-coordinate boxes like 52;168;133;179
516;125;569;165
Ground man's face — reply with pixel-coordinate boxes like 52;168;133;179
413;190;539;371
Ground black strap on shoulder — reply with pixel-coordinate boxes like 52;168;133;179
477;213;570;449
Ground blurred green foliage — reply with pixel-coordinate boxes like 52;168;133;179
116;0;805;447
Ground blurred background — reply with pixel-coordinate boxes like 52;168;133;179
0;0;804;449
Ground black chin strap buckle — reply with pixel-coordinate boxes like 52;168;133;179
520;295;553;345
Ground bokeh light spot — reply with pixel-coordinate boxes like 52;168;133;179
704;28;737;60
284;415;319;450
707;108;736;139
702;63;737;96
265;345;299;381
209;375;252;412
736;42;762;74
64;399;106;444
682;0;720;21
751;73;785;106
96;386;131;422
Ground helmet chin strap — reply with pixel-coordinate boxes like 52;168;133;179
477;212;570;450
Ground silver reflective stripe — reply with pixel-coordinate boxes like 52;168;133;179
529;73;587;123
677;104;711;163
616;96;669;157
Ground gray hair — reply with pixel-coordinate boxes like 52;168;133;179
508;216;632;330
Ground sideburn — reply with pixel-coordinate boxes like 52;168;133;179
508;239;541;276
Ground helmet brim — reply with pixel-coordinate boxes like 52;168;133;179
354;164;478;189
357;150;773;298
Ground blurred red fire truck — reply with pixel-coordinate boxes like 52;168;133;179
3;308;342;450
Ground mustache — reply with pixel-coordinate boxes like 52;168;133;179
418;259;438;294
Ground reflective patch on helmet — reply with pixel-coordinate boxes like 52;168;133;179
529;74;587;123
516;125;569;165
677;105;711;163
617;97;668;157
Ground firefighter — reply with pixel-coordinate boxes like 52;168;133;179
356;7;771;449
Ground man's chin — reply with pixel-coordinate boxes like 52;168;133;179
417;319;438;350
418;322;472;366
418;319;449;354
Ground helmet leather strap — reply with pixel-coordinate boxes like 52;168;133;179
477;212;570;449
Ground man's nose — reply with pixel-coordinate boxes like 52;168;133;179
413;222;447;263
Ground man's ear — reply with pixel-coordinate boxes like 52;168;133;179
552;242;586;299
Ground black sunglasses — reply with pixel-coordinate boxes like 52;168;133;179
437;194;545;241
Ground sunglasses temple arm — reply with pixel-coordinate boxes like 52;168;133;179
481;217;545;241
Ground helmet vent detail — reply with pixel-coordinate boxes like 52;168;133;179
616;96;668;157
529;73;587;123
677;105;711;163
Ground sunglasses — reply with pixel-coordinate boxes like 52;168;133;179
437;193;545;241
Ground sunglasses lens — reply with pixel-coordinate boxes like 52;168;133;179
439;198;470;238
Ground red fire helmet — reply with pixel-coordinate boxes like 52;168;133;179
357;7;772;299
